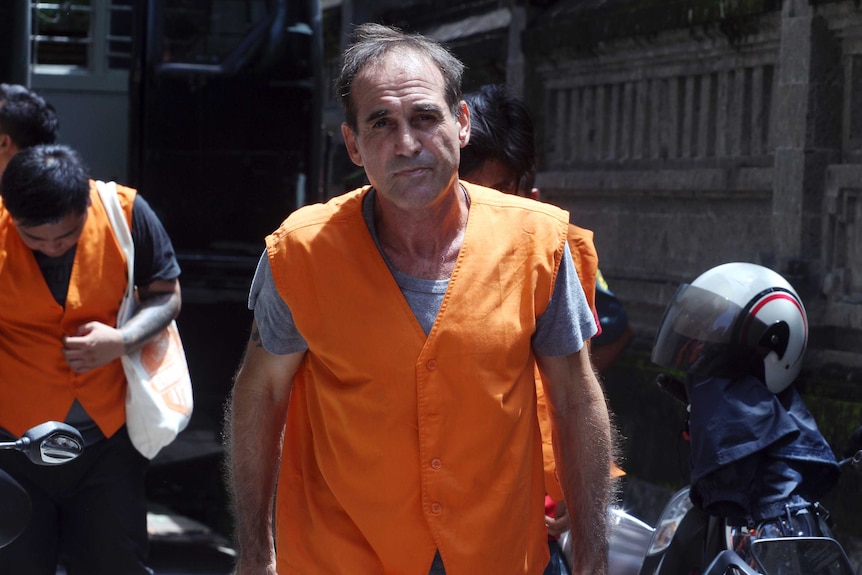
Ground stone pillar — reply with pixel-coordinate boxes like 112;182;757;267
506;2;526;97
772;0;842;290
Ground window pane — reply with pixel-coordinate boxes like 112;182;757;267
108;0;134;70
162;0;268;64
31;1;93;69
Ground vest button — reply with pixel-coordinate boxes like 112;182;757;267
430;502;442;514
426;359;438;371
430;458;442;470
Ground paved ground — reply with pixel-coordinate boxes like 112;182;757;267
838;534;862;574
147;507;235;575
144;431;236;574
53;507;236;575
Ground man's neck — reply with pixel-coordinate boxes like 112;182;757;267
374;183;469;280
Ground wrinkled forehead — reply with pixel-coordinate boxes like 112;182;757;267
352;51;449;115
358;47;443;85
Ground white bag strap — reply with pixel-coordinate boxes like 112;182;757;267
95;180;135;327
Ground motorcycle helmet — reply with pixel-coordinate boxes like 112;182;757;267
651;262;808;393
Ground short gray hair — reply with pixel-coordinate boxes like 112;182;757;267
335;23;465;131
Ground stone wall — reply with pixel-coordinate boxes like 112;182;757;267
524;0;862;535
525;0;862;368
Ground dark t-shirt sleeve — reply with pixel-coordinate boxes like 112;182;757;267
131;195;181;286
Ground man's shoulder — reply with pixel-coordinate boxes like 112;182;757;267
270;187;367;240
567;223;595;248
114;183;137;200
462;181;569;224
89;179;137;211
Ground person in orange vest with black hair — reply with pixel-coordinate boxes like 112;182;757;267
0;92;181;573
460;83;626;575
0;83;57;174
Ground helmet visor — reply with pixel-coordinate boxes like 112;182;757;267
651;283;745;373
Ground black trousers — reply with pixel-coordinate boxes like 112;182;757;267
0;426;151;575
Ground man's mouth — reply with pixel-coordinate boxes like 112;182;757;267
395;166;429;177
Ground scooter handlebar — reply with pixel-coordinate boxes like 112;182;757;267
701;549;760;575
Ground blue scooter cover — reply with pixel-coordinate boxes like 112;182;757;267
686;374;840;523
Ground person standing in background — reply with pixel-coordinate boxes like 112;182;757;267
0;83;182;574
460;83;625;575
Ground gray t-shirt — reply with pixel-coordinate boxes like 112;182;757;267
249;192;596;357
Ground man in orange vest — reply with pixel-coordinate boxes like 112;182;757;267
0;86;181;575
460;83;633;374
226;23;613;575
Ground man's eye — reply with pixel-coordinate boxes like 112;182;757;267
372;118;390;128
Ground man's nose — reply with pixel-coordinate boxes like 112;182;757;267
395;125;421;155
43;241;66;256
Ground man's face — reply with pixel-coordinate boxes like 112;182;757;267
462;158;521;196
341;50;469;211
13;210;88;257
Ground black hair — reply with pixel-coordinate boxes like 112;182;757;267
336;23;465;132
0;144;90;226
0;84;59;149
460;84;537;192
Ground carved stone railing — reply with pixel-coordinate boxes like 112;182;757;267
531;19;783;328
544;62;777;166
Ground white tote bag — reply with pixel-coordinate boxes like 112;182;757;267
97;180;193;459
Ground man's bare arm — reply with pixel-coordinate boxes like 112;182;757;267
536;346;613;575
225;321;304;575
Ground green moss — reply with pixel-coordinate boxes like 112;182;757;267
524;0;782;56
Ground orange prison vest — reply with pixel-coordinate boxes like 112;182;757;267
267;183;571;575
567;224;598;314
538;223;601;501
0;182;135;438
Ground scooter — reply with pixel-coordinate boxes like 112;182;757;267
559;421;860;575
634;373;860;575
557;504;657;575
0;422;84;548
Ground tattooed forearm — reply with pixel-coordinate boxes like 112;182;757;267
120;289;181;354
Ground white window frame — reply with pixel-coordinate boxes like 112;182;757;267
31;0;130;94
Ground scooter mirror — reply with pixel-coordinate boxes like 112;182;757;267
20;422;84;466
750;537;855;575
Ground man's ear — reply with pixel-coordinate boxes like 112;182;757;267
458;101;470;149
0;132;18;158
0;133;19;176
341;123;364;167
